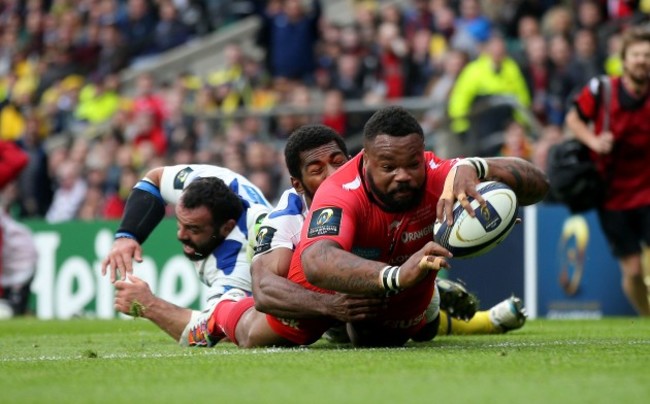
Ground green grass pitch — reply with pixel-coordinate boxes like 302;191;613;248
1;318;649;403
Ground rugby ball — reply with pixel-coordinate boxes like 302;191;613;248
434;181;518;259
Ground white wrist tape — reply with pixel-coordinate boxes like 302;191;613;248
455;157;489;180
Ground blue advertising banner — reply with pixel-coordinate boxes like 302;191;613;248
533;204;636;318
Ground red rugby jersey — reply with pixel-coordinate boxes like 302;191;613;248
574;76;650;210
288;151;457;322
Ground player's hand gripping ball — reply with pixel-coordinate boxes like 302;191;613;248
434;181;518;258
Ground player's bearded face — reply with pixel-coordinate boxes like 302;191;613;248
366;169;424;212
180;233;224;261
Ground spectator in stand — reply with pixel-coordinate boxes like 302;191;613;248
331;53;366;100
405;28;436;97
74;73;122;125
568;28;605;88
531;123;564;171
103;165;139;219
499;120;533;160
366;22;408;101
546;34;577;125
507;15;541;64
93;23;130;80
115;0;158;62
130;72;167;156
452;0;492;58
422;48;469;133
447;32;530;155
258;0;322;83
605;31;624;76
152;1;192;54
575;0;607;45
519;35;552;125
403;0;434;43
321;89;348;136
45;159;87;223
15;112;53;218
540;5;573;39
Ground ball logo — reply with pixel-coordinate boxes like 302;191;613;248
476;201;502;232
480;205;491;221
316;208;334;225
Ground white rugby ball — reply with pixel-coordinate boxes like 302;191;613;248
434;181;518;259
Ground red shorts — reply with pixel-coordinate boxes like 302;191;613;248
267;272;437;346
266;314;336;346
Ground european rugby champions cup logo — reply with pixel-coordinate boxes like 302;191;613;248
317;209;334;225
558;215;589;296
254;226;276;254
308;207;342;238
173;167;194;189
256;227;269;245
476;202;502;232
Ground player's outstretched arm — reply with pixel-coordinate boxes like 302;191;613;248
101;167;166;281
483;157;549;206
114;275;191;341
252;248;384;322
302;240;450;295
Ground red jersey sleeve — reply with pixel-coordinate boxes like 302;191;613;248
300;175;361;253
573;77;602;126
0;141;28;189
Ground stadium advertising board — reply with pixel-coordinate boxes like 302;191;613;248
530;205;636;318
26;220;206;319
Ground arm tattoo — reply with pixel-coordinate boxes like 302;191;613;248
486;158;550;206
308;241;384;295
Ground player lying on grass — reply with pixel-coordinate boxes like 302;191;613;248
281;107;548;346
244;125;529;346
101;165;271;343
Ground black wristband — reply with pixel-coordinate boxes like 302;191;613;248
116;184;166;244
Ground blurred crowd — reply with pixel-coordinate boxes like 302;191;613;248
0;0;648;223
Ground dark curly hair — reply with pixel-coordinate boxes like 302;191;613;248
363;106;424;143
180;177;243;227
284;124;348;180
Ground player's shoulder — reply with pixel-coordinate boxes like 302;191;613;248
268;188;306;220
162;164;236;190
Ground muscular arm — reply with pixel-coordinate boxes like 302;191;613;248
484;157;549;206
252;248;329;317
252;248;383;321
302;240;449;295
302;240;385;295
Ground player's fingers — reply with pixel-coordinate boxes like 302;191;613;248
100;257;109;277
423;241;452;257
419;255;449;271
134;248;143;263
